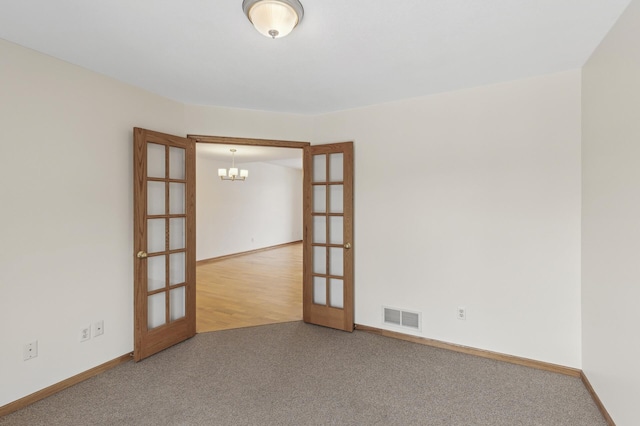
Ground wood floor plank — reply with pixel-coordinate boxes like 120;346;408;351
196;243;302;333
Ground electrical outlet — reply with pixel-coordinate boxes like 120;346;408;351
23;341;38;361
94;320;104;337
457;307;466;320
80;325;91;342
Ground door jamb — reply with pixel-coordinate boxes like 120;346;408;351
188;135;310;149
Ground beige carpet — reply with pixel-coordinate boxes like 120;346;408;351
1;322;606;425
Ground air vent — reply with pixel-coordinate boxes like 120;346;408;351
384;307;401;325
382;306;421;331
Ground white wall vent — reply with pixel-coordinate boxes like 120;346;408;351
382;306;421;331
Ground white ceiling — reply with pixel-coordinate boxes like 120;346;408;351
197;144;303;169
0;0;631;115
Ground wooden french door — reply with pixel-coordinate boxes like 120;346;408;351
303;142;354;331
133;128;196;361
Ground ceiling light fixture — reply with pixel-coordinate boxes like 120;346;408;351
242;0;304;39
218;149;249;181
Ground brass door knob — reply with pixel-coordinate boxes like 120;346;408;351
137;251;148;259
344;243;352;250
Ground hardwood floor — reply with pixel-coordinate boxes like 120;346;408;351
196;242;303;333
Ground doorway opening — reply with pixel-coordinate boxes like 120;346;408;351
190;135;309;333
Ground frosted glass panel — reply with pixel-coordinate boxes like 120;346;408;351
313;246;326;274
147;143;165;178
329;153;344;182
147;181;165;215
169;147;185;180
148;292;166;329
147;255;165;291
147;219;166;253
330;247;344;276
329;216;343;245
330;279;344;309
313;276;326;305
313;216;326;244
169;183;185;215
313;154;326;182
313;186;326;213
169;252;185;285
329;185;344;213
170;287;185;321
169;218;185;250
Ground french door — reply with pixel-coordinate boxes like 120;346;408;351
133;128;196;361
303;142;354;331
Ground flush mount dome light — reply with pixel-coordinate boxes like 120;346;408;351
242;0;304;39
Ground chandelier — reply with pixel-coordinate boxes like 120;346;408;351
242;0;304;39
218;149;249;181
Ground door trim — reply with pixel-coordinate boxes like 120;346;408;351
188;134;310;149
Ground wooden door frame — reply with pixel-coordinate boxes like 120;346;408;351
188;135;310;149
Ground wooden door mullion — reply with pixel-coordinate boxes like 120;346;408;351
163;145;171;326
325;154;331;306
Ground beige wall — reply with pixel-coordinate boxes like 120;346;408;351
196;156;302;260
0;39;186;406
184;104;313;142
313;70;583;367
582;0;640;424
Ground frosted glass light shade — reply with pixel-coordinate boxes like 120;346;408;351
219;148;249;181
243;0;303;39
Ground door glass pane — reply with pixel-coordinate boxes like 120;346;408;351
170;287;185;321
147;255;166;291
169;147;185;180
330;279;344;308
313;276;326;305
169;183;185;215
148;292;166;329
169;218;185;250
147;181;165;216
329;153;344;182
313;154;326;182
330;247;344;276
313;186;326;213
169;252;185;285
313;246;326;274
329;216;343;245
313;216;326;244
147;143;166;178
329;185;343;213
147;219;166;253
